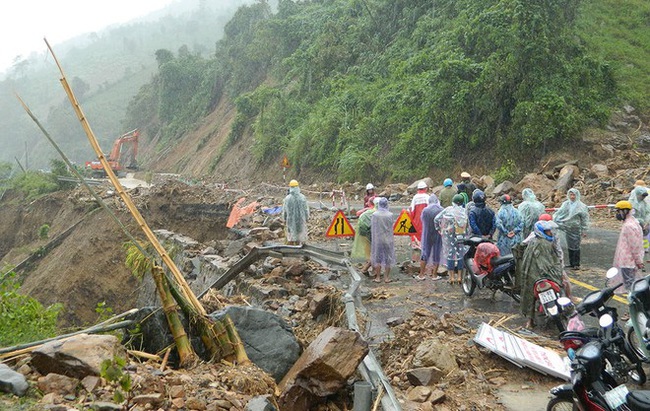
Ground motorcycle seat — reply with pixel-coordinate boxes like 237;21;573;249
559;328;599;340
464;236;489;247
491;254;514;266
627;390;650;410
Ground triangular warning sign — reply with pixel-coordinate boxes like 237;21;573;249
393;209;416;236
325;210;356;237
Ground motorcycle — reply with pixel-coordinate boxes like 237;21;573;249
548;314;650;411
627;274;650;363
559;277;646;385
460;236;520;302
532;277;574;332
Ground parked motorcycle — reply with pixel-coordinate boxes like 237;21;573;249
549;314;650;411
460;236;520;302
627;274;650;363
533;277;574;332
559;278;646;385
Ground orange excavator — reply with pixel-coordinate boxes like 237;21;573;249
85;129;139;177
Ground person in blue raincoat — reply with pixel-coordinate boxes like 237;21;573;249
518;188;546;239
495;194;523;255
553;188;589;269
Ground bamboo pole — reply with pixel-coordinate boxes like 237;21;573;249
151;266;196;368
43;38;205;316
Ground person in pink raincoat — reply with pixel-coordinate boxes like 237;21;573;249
611;200;645;292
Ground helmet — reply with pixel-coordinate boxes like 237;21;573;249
615;200;632;210
535;221;554;241
372;196;380;206
417;181;428;189
452;194;464;205
472;190;485;203
500;194;512;204
443;178;453;187
366;183;374;191
635;180;646;187
289;180;299;187
539;213;553;221
460;171;471;179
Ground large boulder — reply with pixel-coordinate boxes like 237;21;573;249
554;165;579;194
492;180;516;197
210;306;301;382
278;327;369;411
515;173;555;201
412;338;458;374
31;334;125;379
0;364;29;396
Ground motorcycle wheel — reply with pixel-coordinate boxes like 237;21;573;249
626;326;649;363
553;315;566;333
509;291;521;303
461;268;476;296
546;396;577;411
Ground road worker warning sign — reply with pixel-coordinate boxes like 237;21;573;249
281;155;290;168
393;209;416;236
325;210;355;237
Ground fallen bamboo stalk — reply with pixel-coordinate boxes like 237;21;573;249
160;347;172;372
371;384;384;411
128;350;161;362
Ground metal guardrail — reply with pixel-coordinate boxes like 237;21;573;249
200;243;401;411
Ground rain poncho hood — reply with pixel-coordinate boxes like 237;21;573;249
518;188;546;238
420;194;444;266
282;186;309;243
370;198;396;268
628;186;650;227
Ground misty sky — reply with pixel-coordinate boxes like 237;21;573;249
0;0;173;72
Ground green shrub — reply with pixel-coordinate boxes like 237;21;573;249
38;224;50;240
0;272;62;346
493;159;518;184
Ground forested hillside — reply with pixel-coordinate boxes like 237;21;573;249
0;0;254;171
125;0;649;183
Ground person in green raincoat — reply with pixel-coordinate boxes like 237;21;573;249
520;220;564;329
351;197;378;274
629;185;650;234
553;188;589;269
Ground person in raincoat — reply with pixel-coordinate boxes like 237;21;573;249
553;188;589;269
351;196;378;275
439;178;455;208
495;194;523;255
520;220;564;329
415;193;444;281
409;181;430;264
518;188;546;239
469;190;496;239
371;197;396;283
629;185;650;234
611;200;645;292
627;180;650;253
282;180;309;245
434;194;468;284
363;183;376;208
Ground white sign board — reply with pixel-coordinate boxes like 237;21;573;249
474;323;570;381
